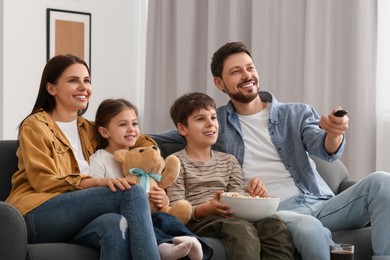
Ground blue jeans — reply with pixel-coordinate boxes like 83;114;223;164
276;171;390;260
152;212;214;259
24;185;160;260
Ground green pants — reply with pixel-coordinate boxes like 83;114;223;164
186;214;294;260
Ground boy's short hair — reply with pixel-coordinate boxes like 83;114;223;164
210;42;252;78
170;92;216;127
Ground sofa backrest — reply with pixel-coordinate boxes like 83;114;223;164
0;140;18;201
158;142;186;159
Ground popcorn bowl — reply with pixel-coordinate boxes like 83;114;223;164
220;192;280;222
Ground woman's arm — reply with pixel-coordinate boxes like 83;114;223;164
19;123;89;193
80;177;135;192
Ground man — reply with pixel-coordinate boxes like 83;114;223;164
152;42;390;260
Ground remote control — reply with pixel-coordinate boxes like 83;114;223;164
333;109;348;117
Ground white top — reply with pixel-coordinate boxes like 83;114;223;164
56;119;90;174
237;105;302;201
89;149;123;178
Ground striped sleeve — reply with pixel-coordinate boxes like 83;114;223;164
166;149;244;207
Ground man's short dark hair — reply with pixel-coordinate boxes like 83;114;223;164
210;42;252;78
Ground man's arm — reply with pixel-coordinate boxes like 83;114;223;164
319;108;349;154
150;129;186;144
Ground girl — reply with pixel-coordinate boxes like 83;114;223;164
90;98;213;260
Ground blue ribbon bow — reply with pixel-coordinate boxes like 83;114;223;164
128;168;162;192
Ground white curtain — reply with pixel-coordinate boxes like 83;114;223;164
144;0;377;180
376;0;390;172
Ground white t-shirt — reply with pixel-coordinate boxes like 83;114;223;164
89;149;123;178
56;119;90;174
237;105;302;201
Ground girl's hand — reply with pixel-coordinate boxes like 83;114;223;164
148;186;169;208
246;177;268;197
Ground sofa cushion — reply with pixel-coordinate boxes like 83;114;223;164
0;201;27;260
332;227;372;260
0;140;18;201
27;243;99;260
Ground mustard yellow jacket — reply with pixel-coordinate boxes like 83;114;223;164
6;111;156;215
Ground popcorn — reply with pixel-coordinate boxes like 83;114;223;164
222;192;270;199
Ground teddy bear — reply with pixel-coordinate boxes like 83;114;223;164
114;145;192;224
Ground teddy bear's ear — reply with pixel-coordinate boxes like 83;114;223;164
114;149;128;163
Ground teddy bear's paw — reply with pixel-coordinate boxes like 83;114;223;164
167;200;192;224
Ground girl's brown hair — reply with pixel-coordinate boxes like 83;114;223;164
94;99;138;149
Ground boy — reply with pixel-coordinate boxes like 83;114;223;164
166;92;294;260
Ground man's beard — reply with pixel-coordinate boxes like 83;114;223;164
224;85;259;104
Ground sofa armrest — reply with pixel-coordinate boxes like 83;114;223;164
338;179;357;193
0;140;19;201
0;201;28;260
310;156;349;195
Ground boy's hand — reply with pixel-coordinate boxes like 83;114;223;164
246;177;267;197
148;186;169;208
208;191;233;218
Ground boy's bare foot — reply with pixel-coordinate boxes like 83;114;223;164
172;236;203;260
158;240;191;260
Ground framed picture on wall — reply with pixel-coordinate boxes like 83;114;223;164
47;8;91;68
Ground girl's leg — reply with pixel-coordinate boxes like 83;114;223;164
172;236;203;260
158;240;192;260
152;212;213;259
24;186;159;260
153;224;193;260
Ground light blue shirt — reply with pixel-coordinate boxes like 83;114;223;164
151;91;346;199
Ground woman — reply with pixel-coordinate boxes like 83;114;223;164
6;54;160;259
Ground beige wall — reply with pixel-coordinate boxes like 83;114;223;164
0;0;148;139
0;1;3;138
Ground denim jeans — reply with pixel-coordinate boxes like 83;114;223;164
152;212;214;259
276;171;390;260
24;185;160;260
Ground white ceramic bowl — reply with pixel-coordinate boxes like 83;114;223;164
220;192;280;222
